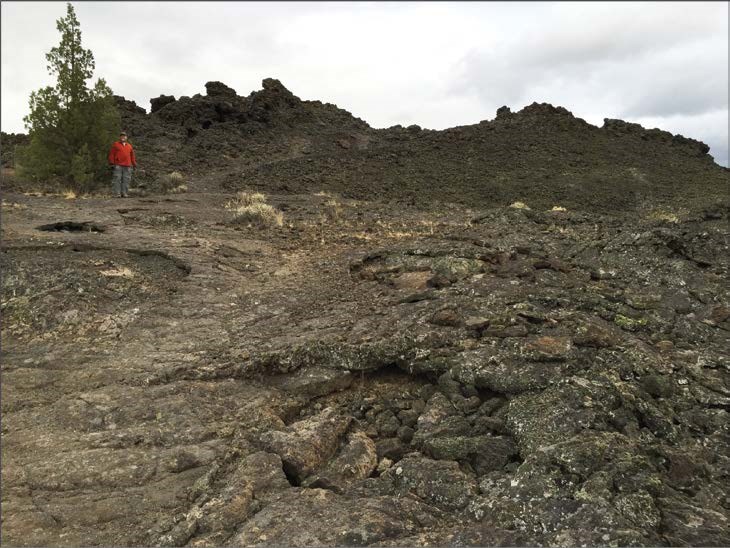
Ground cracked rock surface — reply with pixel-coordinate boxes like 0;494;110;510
2;188;728;547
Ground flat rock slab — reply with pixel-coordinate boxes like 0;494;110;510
265;366;353;399
230;488;443;546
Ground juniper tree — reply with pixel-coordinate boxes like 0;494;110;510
18;3;120;191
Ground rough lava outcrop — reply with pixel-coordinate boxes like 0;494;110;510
1;78;728;547
116;78;727;212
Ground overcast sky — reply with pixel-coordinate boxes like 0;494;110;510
2;1;728;165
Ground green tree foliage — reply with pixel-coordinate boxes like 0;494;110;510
17;3;120;191
70;143;93;187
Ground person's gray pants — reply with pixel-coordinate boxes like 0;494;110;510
112;165;132;196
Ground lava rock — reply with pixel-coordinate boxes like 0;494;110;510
150;94;176;113
257;407;351;483
303;431;377;491
384;455;478;510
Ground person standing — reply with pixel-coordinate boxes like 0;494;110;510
108;131;137;197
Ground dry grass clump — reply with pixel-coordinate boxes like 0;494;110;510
509;201;531;210
647;209;680;224
231;203;284;227
550;205;567;212
313;191;348;223
158;171;187;193
324;199;343;221
226;191;283;227
225;191;267;210
18;190;91;199
1;200;28;210
227;191;267;208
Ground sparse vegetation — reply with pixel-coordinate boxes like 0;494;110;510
509;201;531;210
227;191;267;208
613;313;649;331
647;209;680;223
157;171;187;194
226;191;283;227
231;203;284;227
1;200;28;210
324;199;343;221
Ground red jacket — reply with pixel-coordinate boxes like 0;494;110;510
108;141;137;167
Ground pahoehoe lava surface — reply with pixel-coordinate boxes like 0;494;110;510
1;79;729;547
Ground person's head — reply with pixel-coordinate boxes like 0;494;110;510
120;131;128;143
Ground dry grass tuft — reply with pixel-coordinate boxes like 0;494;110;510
647;209;680;224
158;171;186;193
1;200;28;210
240;191;266;205
324;199;343;221
226;191;267;209
226;191;283;227
509;201;531;210
231;202;284;227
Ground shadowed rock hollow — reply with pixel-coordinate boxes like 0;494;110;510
1;79;728;547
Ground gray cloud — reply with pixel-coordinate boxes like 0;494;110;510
448;2;728;163
2;1;727;165
618;37;728;118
